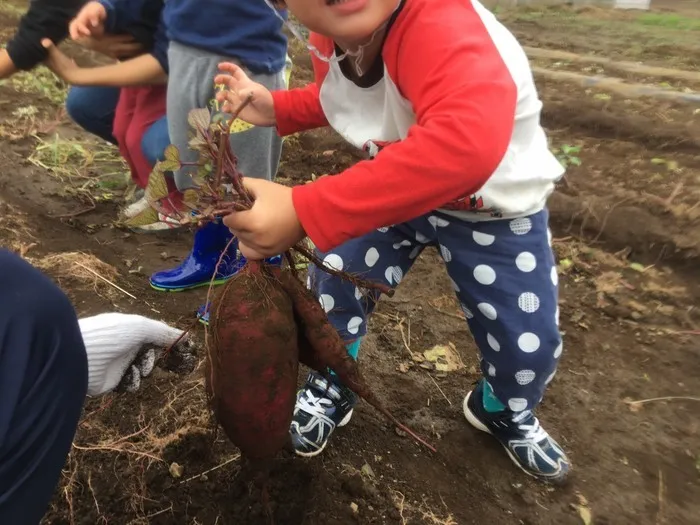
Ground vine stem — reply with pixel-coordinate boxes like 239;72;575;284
292;242;395;297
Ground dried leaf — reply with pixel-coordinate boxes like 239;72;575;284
145;167;170;202
169;462;184;479
577;505;592;525
423;343;465;373
188;108;211;132
124;206;160;227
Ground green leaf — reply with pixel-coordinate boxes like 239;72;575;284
163;144;180;163
124;206;159;227
650;158;666;165
559;258;573;270
145;167;170;202
629;262;646;272
157;144;181;172
158;159;181;172
569;157;582;166
183;189;200;208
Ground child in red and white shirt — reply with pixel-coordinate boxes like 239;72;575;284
217;0;569;483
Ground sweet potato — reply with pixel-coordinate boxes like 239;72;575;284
206;261;299;460
277;271;437;453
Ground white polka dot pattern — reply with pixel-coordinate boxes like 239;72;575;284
518;292;540;313
515;251;536;272
365;247;379;267
518;332;540;353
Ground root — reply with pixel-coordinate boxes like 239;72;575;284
370;402;437;453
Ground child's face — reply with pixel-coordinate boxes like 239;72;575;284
280;0;399;45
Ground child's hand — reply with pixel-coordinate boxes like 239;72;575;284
75;34;144;60
214;62;276;127
69;1;108;40
41;39;81;84
222;179;305;260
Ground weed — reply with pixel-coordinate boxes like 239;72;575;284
636;13;700;31
29;133;124;179
1;66;68;105
554;143;582;168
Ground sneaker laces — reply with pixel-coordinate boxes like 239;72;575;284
512;410;548;442
297;390;337;429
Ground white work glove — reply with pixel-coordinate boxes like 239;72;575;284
79;313;195;396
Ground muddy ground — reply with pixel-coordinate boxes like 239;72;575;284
0;1;699;524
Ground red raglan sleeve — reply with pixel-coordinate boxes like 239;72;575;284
291;1;518;252
271;33;332;136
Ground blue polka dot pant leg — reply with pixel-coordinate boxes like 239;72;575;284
308;220;433;342
310;209;562;413
435;208;563;412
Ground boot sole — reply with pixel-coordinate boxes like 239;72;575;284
149;277;231;292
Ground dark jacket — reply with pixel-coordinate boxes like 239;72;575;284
5;0;86;71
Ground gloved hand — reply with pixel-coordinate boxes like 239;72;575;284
79;313;193;396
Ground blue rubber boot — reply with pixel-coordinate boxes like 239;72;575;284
149;219;245;292
195;254;283;324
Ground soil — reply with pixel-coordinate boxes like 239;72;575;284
1;1;699;524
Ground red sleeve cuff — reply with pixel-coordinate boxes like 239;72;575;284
292;183;334;253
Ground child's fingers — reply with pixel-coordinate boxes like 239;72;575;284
212;73;240;91
71;21;92;39
217;62;248;82
41;38;55;52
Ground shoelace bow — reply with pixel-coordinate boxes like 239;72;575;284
512;410;548;442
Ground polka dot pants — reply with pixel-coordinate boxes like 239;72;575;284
308;208;563;412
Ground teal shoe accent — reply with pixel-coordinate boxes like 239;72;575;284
346;338;361;360
482;379;507;413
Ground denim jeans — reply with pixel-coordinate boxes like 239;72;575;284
65;85;120;144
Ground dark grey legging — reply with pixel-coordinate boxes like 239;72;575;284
0;250;87;525
166;41;289;190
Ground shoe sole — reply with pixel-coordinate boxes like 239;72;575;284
462;392;566;484
292;409;353;458
149;278;231;293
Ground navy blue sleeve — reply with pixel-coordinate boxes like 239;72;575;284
150;11;168;73
5;0;85;71
97;0;120;33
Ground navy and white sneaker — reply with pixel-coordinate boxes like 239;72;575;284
463;380;570;483
290;371;358;457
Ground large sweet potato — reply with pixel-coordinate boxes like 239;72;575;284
206;261;299;460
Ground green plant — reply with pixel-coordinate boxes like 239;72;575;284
553;144;582;168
